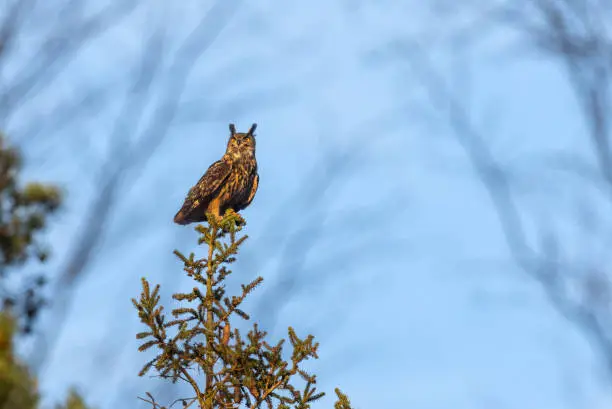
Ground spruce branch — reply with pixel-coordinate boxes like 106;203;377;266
333;389;353;409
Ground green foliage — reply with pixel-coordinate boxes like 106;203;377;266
54;389;92;409
0;312;38;409
133;211;354;409
0;311;95;409
0;135;62;333
0;136;61;268
0;135;92;409
333;389;352;409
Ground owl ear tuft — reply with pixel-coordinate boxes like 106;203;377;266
229;123;236;135
247;123;257;136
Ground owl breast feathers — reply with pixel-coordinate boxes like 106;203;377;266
174;123;259;225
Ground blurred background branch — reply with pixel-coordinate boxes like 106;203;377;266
23;0;244;376
403;0;612;385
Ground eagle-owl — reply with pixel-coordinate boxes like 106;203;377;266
174;123;259;225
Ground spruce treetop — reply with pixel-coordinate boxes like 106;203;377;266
133;211;353;409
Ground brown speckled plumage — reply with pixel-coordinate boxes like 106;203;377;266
174;123;259;225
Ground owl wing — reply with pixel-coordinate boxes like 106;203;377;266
174;160;232;224
234;173;259;212
246;173;259;206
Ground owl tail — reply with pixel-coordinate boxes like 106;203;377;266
173;209;191;225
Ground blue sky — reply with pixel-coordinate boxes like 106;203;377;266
6;1;612;408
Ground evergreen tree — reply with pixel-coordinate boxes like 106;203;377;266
0;311;95;409
0;312;37;409
133;212;354;409
0;134;62;334
0;135;94;409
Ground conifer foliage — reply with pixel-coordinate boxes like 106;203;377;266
0;312;94;409
133;212;353;409
0;136;61;268
0;312;37;409
0;134;62;334
0;134;94;409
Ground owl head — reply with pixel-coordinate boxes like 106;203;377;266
226;123;257;159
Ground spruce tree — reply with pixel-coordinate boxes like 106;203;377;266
0;311;96;409
0;312;37;409
133;212;354;409
0;134;95;409
0;134;62;334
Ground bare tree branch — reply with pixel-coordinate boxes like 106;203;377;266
28;0;244;381
398;0;612;381
0;0;38;68
247;112;409;332
27;20;166;373
0;1;139;127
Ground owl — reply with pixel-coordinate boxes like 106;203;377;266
173;123;259;225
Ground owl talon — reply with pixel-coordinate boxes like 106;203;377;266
223;209;245;226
